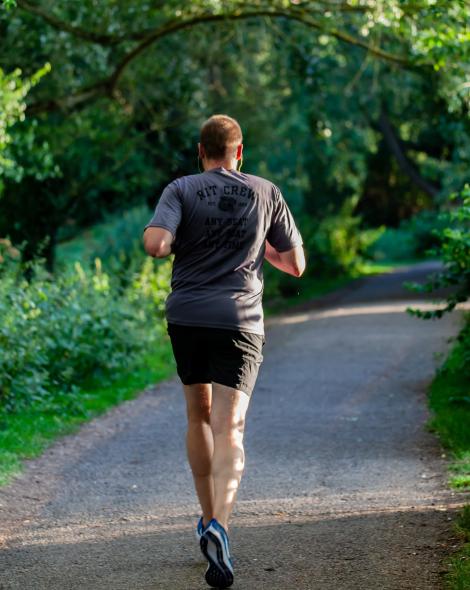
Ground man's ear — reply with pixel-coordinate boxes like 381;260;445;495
236;144;243;160
198;142;205;159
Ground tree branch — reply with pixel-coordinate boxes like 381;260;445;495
16;0;124;45
377;107;440;199
289;7;409;65
26;79;111;115
16;1;372;47
26;8;412;115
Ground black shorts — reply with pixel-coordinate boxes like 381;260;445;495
167;323;265;396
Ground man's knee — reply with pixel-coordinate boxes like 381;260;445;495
211;415;245;440
184;383;212;423
187;406;211;425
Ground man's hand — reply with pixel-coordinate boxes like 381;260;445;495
143;227;174;258
264;241;306;277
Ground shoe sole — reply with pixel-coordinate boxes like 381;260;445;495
200;531;234;589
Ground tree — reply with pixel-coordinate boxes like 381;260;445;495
0;0;468;268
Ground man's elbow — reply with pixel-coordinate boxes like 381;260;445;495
153;247;171;259
291;263;306;278
292;250;306;277
143;239;171;258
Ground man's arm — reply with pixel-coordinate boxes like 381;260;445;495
143;227;174;258
265;241;306;277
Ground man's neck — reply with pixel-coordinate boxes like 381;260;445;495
203;159;237;172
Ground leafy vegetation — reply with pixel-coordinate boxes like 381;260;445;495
0;238;171;414
0;346;175;486
406;184;470;589
427;319;470;590
407;186;470;319
445;505;470;590
428;319;470;490
0;7;469;585
0;0;468;266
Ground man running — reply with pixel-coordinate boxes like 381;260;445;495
143;114;305;588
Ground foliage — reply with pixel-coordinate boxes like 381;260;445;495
0;344;175;486
56;205;151;274
0;239;170;413
0;0;15;11
408;186;470;319
299;197;384;277
427;316;470;588
429;319;470;458
0;64;51;181
370;208;449;262
0;0;468;268
445;504;470;590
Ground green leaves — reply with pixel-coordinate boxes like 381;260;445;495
1;0;16;9
0;249;171;413
407;185;470;319
0;64;52;182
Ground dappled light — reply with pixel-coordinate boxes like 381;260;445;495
0;1;469;588
275;301;470;326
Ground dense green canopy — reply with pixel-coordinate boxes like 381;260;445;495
0;0;468;267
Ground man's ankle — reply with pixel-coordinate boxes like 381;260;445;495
212;517;228;532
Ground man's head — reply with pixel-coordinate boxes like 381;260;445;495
199;114;243;167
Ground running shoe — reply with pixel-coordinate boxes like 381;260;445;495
200;518;234;589
196;516;205;540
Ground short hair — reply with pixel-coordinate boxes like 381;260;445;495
200;114;243;160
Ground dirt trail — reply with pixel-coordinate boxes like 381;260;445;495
0;262;468;589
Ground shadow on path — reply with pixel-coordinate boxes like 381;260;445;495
0;262;468;590
0;507;463;590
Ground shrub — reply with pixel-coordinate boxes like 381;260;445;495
369;209;449;262
407;185;469;319
299;197;384;276
402;209;449;256
56;206;151;273
0;241;170;413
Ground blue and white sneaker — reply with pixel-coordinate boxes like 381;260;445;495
200;518;234;589
196;516;205;540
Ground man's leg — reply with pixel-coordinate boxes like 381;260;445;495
183;383;214;527
210;382;251;531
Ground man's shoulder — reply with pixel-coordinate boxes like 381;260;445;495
239;172;279;194
168;173;200;188
161;174;202;197
178;173;202;182
167;171;279;198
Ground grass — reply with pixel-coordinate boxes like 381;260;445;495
445;506;470;590
0;341;175;486
0;258;408;487
426;317;470;589
428;324;470;490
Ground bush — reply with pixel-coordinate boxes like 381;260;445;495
299;197;384;277
369;227;418;262
408;185;470;319
369;209;449;262
403;209;449;255
56;205;151;273
0;239;170;413
262;197;384;302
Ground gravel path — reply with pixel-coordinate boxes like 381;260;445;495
1;262;469;589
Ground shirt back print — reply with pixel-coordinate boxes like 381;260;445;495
144;168;302;335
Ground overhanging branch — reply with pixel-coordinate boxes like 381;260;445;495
25;7;412;115
16;1;372;46
377;107;440;199
16;0;124;45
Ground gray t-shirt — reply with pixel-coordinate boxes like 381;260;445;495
144;167;302;335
